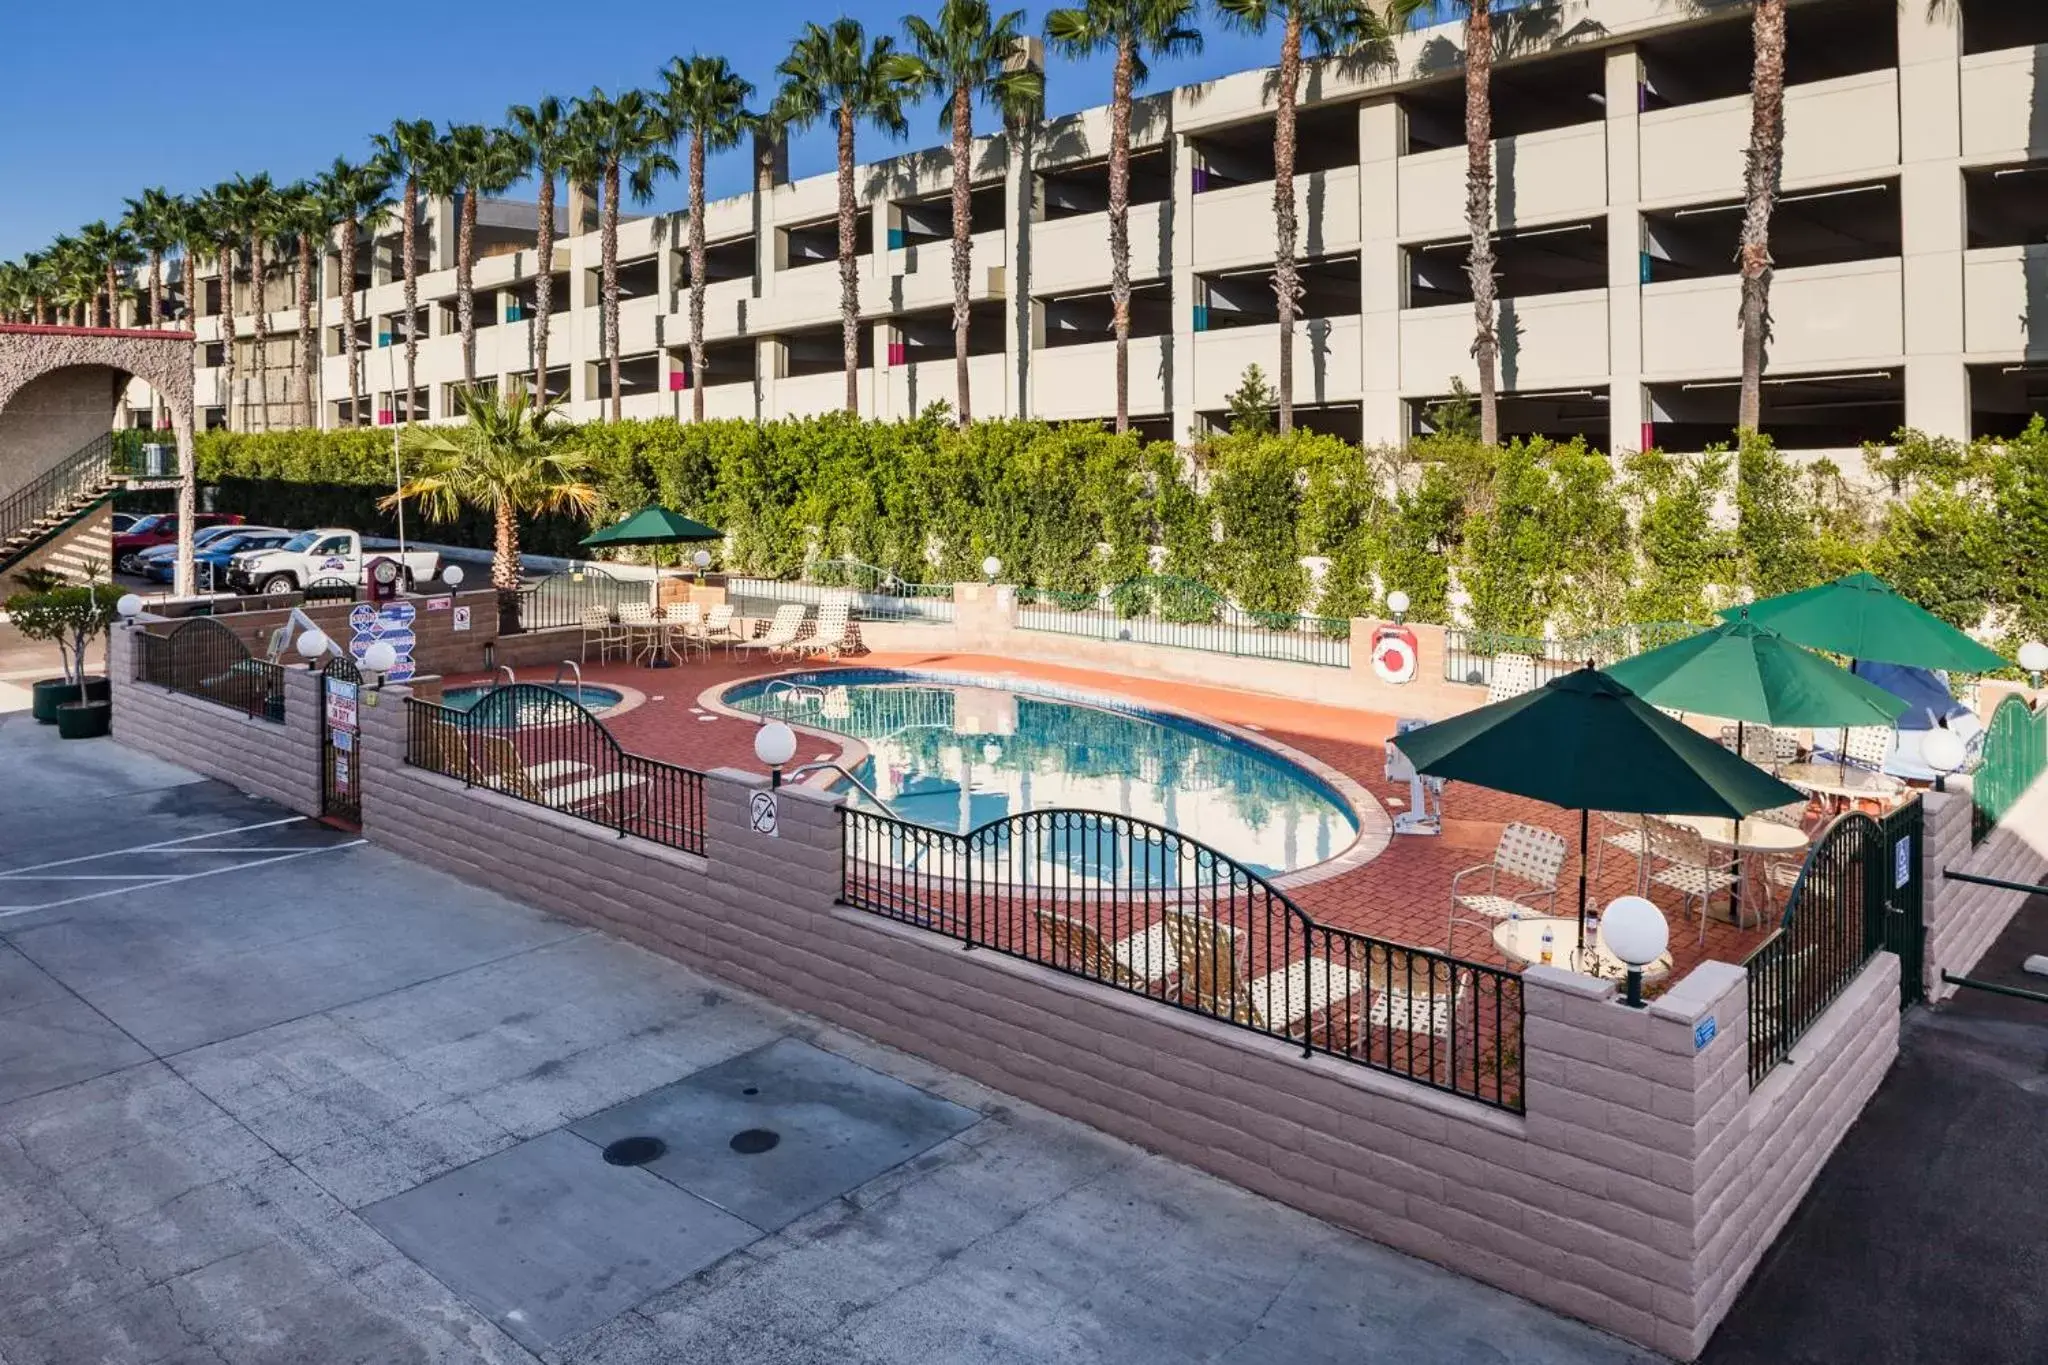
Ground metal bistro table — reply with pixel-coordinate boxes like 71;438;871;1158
1776;761;1902;809
1492;916;1672;984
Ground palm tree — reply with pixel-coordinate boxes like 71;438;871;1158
1044;0;1203;433
121;188;183;328
170;198;211;333
18;251;55;324
439;124;524;386
656;57;755;422
74;220;134;328
385;383;600;627
894;1;1043;425
1386;0;1503;444
1215;0;1394;434
506;97;576;398
777;20;918;415
274;183;335;426
372;118;440;410
220;174;280;426
194;191;243;422
317;158;393;424
569;89;675;421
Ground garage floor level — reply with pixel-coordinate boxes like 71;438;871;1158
0;713;1656;1365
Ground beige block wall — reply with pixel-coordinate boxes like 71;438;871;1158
1919;774;2048;1000
341;683;1901;1361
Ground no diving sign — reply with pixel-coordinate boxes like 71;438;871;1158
749;790;779;838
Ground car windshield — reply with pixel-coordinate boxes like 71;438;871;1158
193;525;240;545
126;515;164;534
280;531;322;552
209;534;257;553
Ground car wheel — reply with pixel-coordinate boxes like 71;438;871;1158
119;554;140;574
261;574;298;596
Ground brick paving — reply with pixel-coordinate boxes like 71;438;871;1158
451;643;1767;990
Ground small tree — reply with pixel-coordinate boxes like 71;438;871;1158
1224;364;1277;435
1424;378;1481;442
5;584;124;702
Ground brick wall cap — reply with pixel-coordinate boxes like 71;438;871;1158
1647;962;1746;1026
1523;965;1617;1000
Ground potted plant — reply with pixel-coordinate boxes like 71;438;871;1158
4;582;124;738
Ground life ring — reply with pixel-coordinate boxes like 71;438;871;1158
1372;623;1419;685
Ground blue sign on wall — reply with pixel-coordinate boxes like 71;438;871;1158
1694;1016;1718;1052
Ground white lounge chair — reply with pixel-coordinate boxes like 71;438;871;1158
700;603;743;653
736;604;810;659
798;602;855;660
1487;653;1539;703
580;605;625;664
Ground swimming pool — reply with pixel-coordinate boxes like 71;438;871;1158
440;683;626;723
721;670;1359;877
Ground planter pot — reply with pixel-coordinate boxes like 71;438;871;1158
28;678;71;724
80;676;110;705
55;700;112;740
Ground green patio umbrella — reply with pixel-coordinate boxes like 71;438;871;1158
1605;614;1908;730
1729;572;2009;673
578;504;723;549
1394;667;1806;946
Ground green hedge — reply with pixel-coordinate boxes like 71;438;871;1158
116;412;2048;653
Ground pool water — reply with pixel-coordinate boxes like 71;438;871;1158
723;670;1357;876
441;683;626;722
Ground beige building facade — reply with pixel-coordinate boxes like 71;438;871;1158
141;0;2048;456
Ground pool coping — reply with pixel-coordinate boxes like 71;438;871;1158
439;679;653;723
695;664;1392;892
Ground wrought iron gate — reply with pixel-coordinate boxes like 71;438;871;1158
1879;797;1924;1007
320;655;363;827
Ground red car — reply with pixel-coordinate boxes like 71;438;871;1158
114;513;245;574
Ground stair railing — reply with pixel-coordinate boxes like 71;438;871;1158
0;433;117;553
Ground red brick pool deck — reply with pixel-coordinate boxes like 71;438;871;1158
448;646;1761;987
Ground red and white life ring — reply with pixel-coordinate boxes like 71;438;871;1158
1371;623;1419;685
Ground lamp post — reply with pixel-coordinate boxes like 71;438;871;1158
755;720;797;788
1386;589;1410;625
115;594;143;627
2019;640;2048;693
295;628;329;670
693;549;712;582
981;555;1001;585
1600;894;1669;1009
361;639;398;688
1922;723;1965;794
441;564;465;588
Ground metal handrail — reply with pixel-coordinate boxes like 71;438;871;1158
551;660;583;693
785;760;908;822
763;680;826;710
0;433;115;552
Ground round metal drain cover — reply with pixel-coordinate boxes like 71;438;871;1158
729;1128;781;1155
602;1136;667;1167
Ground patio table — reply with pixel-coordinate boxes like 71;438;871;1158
1659;814;1810;928
1492;915;1672;983
1776;761;1903;814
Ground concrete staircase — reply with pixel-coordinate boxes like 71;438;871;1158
0;434;119;583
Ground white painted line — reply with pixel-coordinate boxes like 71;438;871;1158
0;816;309;877
0;875;171;882
0;840;364;919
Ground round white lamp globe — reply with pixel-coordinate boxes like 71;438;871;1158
692;549;712;570
115;593;143;620
362;641;398;674
982;742;1002;765
754;720;798;770
1922;724;1966;776
2018;640;2048;675
1386;589;1411;617
981;555;1001;583
440;564;465;587
295;629;329;661
1601;895;1669;969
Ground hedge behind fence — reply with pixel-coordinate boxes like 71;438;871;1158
116;413;2048;650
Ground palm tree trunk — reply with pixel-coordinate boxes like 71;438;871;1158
603;159;623;422
1109;38;1135;435
951;83;974;426
104;262;117;328
296;233;316;426
533;173;555;398
218;248;239;430
1274;10;1303;436
248;234;266;429
493;495;523;630
1465;1;1500;447
338;225;361;422
402;176;420;414
689;130;709;423
458;188;478;385
838;105;861;417
148;251;163;330
1737;0;1787;436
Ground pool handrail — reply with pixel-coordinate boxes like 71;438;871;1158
784;759;909;823
491;664;516;693
551;660;583;694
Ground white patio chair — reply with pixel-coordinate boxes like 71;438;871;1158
798;602;855;660
617;602;661;665
1592;812;1652;895
1487;653;1540;704
668;601;707;659
1646;819;1740;944
700;603;743;654
1448;822;1568;954
579;605;625;664
1842;724;1896;772
735;604;811;659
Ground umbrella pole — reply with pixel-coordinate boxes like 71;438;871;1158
1577;807;1589;958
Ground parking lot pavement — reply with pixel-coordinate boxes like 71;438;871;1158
0;725;1660;1365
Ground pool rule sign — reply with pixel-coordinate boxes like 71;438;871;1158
320;659;363;827
349;602;417;682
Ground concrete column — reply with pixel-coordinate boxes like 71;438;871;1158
428;196;457;273
1169;129;1198;438
1898;2;1969;440
1359;99;1405;449
567;250;596;409
1605;46;1646;455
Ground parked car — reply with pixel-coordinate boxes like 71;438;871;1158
110;512;140;535
145;528;295;587
137;525;286;582
114;513;245;574
225;528;440;597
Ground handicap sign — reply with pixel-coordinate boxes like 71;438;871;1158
1894;836;1913;890
331;728;353;752
1694;1016;1718;1053
749;790;779;838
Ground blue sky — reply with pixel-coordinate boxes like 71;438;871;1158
0;0;1350;262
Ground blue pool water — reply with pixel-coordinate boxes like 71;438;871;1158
723;669;1358;876
441;683;625;722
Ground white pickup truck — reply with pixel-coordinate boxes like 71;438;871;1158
224;529;440;597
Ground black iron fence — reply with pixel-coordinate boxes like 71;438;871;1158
1442;621;1702;689
0;432;114;554
728;561;956;624
1017;576;1350;669
133;617;284;722
513;566;648;634
404;685;705;854
841;806;1524;1110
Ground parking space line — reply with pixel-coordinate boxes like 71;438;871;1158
0;816;312;877
0;840;365;918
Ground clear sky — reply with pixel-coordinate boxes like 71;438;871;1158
0;0;1342;262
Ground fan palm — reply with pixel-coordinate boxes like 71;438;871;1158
273;183;335;425
777;20;918;415
219;174;280;425
569;89;676;421
894;1;1043;424
372;118;440;407
316;158;394;423
18;252;55;325
656;57;755;422
74;220;134;328
193;192;243;421
121;188;183;329
443;124;525;385
385;383;601;622
1043;0;1203;433
1214;0;1395;434
506;97;577;397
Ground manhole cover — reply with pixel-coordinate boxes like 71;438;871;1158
602;1136;667;1167
729;1128;781;1155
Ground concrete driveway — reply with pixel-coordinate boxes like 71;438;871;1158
0;714;1657;1365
